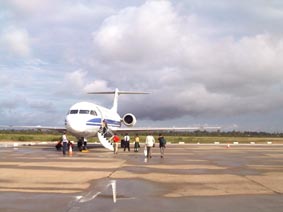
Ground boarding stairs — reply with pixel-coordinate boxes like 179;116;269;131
97;128;114;151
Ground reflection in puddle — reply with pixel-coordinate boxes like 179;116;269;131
75;180;117;204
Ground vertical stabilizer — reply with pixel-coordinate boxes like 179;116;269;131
112;88;119;112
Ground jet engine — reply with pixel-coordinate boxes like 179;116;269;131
122;113;137;127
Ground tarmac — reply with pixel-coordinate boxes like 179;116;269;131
0;143;283;212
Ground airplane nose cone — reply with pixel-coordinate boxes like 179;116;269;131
70;122;85;132
66;116;86;133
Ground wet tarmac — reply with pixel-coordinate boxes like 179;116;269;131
0;143;283;211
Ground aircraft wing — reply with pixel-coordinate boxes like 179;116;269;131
113;126;221;133
0;125;66;132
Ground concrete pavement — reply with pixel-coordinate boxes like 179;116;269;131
0;143;283;211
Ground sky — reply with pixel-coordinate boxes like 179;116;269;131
1;0;283;132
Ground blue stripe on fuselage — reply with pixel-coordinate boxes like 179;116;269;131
86;118;101;126
86;118;121;127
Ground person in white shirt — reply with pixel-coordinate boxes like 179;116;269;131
123;133;130;151
62;131;68;155
145;134;155;158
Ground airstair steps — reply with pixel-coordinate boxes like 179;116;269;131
97;132;114;151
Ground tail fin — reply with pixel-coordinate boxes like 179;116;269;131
88;88;150;112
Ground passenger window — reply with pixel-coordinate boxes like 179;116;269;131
70;110;78;114
79;110;90;114
90;110;97;116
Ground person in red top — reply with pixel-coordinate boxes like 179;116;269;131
112;133;120;154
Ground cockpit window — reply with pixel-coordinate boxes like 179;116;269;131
79;110;90;114
69;109;96;115
70;110;78;114
90;110;97;116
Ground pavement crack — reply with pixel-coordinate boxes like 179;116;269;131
245;176;282;195
107;160;127;178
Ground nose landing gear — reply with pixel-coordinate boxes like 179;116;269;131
77;137;88;152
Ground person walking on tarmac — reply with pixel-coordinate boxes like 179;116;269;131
112;133;120;154
62;131;68;155
123;133;130;151
158;133;166;158
77;137;83;151
134;134;140;152
145;133;155;158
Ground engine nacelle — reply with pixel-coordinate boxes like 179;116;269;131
122;113;137;127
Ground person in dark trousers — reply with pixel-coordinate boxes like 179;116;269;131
101;119;108;135
77;137;83;151
123;133;130;151
62;131;68;155
121;138;125;149
158;133;166;158
145;133;155;158
134;134;140;152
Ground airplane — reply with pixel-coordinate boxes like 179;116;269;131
64;88;220;151
0;88;221;151
65;88;150;150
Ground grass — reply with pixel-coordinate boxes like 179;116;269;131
0;132;283;144
0;133;60;142
166;136;283;144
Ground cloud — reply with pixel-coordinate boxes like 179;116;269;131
91;0;283;125
0;26;31;57
93;0;182;64
4;0;51;14
57;69;110;96
83;80;109;92
0;95;58;125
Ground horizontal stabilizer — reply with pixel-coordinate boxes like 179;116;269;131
88;91;150;95
88;88;150;112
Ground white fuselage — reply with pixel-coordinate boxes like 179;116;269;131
65;101;121;138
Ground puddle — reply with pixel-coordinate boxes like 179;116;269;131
67;178;169;212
